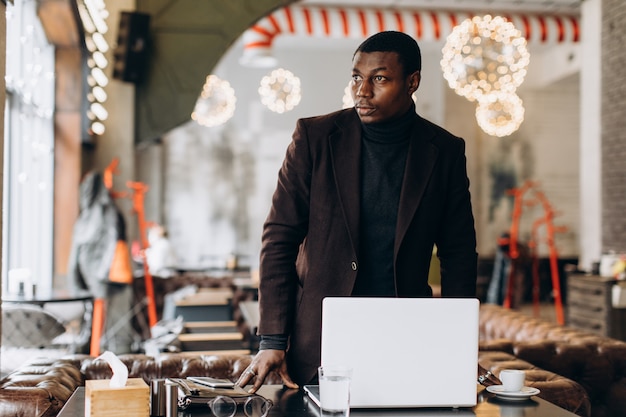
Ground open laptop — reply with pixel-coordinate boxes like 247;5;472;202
309;297;479;409
303;386;476;416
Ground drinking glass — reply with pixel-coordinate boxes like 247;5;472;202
318;365;352;417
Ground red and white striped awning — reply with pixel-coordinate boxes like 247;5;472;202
241;5;580;66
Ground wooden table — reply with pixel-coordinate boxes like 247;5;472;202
57;384;579;417
2;288;93;306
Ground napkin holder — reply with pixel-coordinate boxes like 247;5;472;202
85;378;150;417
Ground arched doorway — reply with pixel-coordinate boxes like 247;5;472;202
135;0;298;142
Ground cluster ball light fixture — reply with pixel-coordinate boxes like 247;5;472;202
475;91;525;137
441;15;530;137
258;68;302;114
191;74;237;127
441;15;530;102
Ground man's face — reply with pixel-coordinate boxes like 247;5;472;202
351;51;420;124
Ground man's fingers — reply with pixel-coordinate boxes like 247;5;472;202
248;377;262;394
237;349;287;392
236;367;256;387
279;367;299;389
235;373;250;387
282;378;299;389
236;364;264;393
247;369;268;394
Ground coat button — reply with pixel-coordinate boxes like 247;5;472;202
351;261;357;271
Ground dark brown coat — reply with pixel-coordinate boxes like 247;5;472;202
258;108;478;385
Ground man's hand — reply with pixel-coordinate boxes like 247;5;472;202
236;349;299;394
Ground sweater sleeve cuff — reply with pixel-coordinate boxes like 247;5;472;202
259;334;289;351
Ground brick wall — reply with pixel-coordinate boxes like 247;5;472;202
602;0;626;252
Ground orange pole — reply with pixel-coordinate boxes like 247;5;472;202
90;298;106;356
534;190;567;325
103;158;119;190
547;241;565;324
127;181;158;327
503;181;535;309
528;226;539;317
545;216;567;325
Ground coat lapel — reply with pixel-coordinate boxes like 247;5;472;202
329;111;362;256
395;117;439;255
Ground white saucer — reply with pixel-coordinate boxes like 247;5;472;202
486;385;540;401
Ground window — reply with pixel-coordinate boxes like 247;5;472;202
3;0;55;295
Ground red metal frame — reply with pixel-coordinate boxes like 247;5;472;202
503;180;566;325
127;181;158;328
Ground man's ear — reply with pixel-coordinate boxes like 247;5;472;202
409;71;421;94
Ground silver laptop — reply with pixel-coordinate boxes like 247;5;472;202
319;297;479;409
303;386;476;416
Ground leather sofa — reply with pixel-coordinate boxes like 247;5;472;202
0;350;584;417
0;353;282;417
478;303;626;417
1;303;622;417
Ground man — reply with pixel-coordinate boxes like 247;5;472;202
237;31;478;393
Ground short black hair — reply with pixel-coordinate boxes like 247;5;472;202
353;31;422;76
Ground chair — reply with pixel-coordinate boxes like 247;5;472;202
1;304;70;377
2;304;66;348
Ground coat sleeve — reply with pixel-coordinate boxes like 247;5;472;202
436;139;478;297
258;118;312;336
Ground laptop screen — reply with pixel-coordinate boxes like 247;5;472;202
320;297;479;408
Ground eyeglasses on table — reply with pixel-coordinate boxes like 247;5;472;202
180;394;273;417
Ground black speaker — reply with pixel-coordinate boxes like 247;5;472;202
113;11;151;84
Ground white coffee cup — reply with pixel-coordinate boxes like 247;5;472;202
500;369;526;392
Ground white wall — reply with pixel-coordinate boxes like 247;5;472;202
158;31;581;269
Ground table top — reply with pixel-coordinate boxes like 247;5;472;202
569;273;619;284
58;384;579;417
2;288;93;305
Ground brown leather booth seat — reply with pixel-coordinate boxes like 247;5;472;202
1;351;589;417
0;353;281;417
2;303;623;417
479;350;591;417
479;303;626;417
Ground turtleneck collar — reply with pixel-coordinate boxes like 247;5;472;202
360;103;416;144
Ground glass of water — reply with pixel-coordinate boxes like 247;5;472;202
318;365;352;417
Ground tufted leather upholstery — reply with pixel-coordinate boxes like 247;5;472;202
479;303;626;417
2;303;623;417
479;350;591;416
0;353;281;417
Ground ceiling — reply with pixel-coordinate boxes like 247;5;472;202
301;0;582;14
129;0;582;142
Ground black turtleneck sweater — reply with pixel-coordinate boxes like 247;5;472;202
259;106;417;351
352;106;416;296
